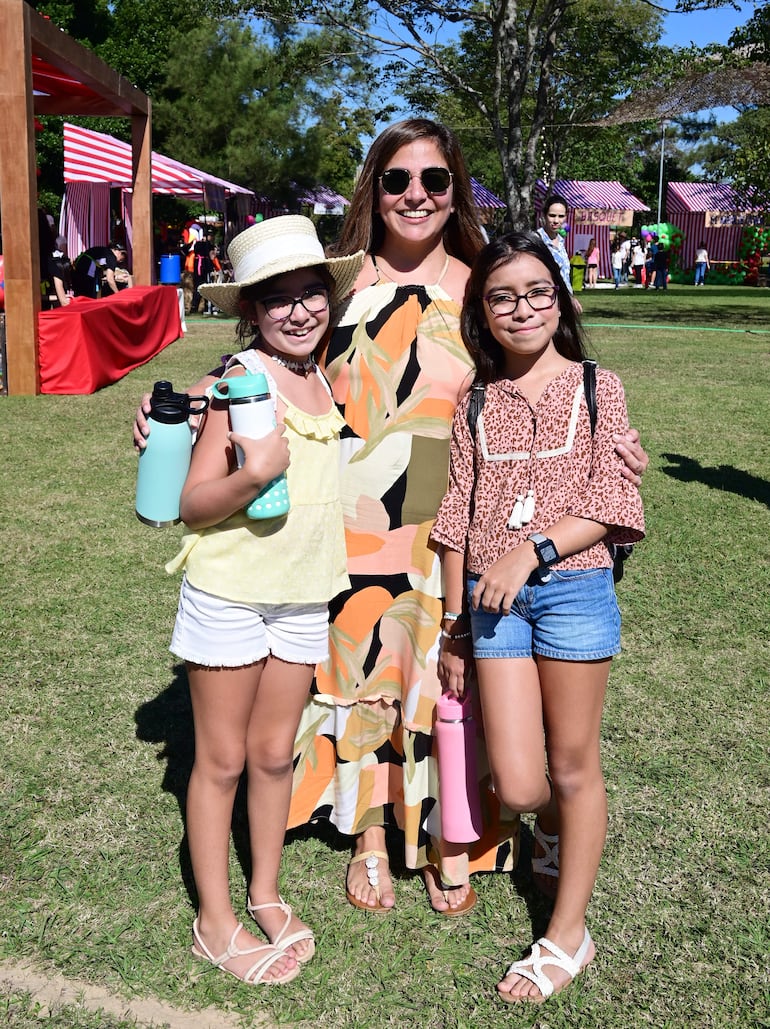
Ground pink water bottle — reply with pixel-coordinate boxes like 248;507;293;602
435;692;483;843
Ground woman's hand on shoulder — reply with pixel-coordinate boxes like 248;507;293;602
613;428;649;485
133;373;220;451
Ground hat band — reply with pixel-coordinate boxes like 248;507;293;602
233;233;327;283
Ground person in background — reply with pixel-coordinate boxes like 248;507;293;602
611;241;623;289
537;194;582;313
190;230;218;315
584;238;599;289
631;239;645;286
653;243;669;291
72;242;130;298
694;242;710;286
45;236;73;308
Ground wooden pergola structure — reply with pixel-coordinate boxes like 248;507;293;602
0;0;152;395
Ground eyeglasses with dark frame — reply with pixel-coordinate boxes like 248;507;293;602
378;167;453;196
483;286;559;317
259;286;331;322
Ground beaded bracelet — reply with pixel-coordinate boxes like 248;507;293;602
440;629;472;641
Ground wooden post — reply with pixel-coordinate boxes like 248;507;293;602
0;0;42;394
132;107;153;286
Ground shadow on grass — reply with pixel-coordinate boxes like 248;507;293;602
661;453;770;508
134;664;198;909
132;664;366;911
133;667;550;934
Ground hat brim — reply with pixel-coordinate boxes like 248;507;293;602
199;250;365;318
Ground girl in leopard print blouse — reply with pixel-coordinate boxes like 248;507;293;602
431;231;644;1005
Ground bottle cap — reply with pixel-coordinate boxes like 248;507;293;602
149;380;208;424
211;372;270;402
437;692;470;721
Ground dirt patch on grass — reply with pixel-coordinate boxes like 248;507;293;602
0;957;276;1028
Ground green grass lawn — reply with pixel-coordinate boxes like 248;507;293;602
1;290;768;1028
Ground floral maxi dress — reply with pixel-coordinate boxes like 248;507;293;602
287;276;519;884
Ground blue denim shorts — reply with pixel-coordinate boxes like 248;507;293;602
467;567;620;661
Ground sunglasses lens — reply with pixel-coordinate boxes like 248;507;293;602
421;168;451;193
380;169;411;194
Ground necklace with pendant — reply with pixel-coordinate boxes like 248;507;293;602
268;352;316;375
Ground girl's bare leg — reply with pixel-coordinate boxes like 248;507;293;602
496;657;610;1001
244;657;315;959
186;661;296;981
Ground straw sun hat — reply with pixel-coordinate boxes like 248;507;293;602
199;215;364;318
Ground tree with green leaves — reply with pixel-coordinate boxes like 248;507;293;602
152;19;378;203
225;0;744;226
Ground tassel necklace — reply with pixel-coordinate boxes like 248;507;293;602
507;406;537;531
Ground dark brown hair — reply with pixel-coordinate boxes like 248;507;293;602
234;266;335;345
461;231;587;383
328;118;486;266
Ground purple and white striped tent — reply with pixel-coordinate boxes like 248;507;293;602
535;180;650;278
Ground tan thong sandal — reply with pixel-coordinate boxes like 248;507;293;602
422;864;478;917
246;896;315;964
191;918;300;985
345;849;392;913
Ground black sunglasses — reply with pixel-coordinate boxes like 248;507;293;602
378;167;453;196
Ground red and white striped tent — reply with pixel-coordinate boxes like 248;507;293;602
666;182;762;270
535;180;650;278
61;123;255;260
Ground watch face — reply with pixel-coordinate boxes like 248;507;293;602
540;541;558;565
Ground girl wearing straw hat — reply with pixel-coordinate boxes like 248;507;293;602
164;216;363;983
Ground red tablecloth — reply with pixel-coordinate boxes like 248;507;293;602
38;286;183;394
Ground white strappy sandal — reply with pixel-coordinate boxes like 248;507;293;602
246;896;316;964
191;918;300;985
499;928;593;1003
531;820;559;898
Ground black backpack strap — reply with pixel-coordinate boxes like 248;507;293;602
467;382;486;440
465;382;486;522
583;360;597;436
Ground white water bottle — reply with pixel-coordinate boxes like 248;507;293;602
211;372;290;520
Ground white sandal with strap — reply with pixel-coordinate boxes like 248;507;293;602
500;928;593;1002
191;918;300;985
246;896;315;964
531;820;559;897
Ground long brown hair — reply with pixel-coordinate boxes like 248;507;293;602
461;232;587;383
328;118;486;266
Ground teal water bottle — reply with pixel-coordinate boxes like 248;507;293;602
211;372;290;520
135;381;209;527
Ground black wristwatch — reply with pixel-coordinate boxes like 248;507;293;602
528;532;560;568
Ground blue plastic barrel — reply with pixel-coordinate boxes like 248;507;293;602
159;254;181;284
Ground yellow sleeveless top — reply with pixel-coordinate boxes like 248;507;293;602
166;349;349;604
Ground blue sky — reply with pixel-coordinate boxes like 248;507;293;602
662;1;759;121
661;0;757;48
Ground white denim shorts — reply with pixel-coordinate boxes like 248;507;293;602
170;577;329;667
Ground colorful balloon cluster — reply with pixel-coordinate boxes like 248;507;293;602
738;225;770;286
641;222;684;254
